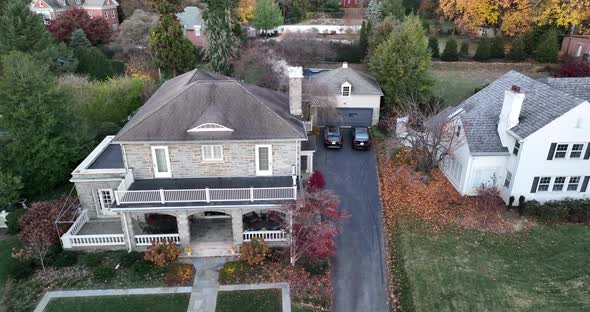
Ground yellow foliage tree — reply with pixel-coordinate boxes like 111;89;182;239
238;0;256;24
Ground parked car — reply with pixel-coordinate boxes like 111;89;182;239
323;126;343;148
352;127;371;150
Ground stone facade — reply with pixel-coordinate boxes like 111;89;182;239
123;141;299;179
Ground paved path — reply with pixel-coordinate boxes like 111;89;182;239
314;129;389;312
182;257;232;312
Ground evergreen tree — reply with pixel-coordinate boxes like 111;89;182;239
0;52;91;196
441;36;458;61
75;47;115;80
203;0;240;74
428;37;439;58
490;36;505;58
508;37;527;61
0;0;52;54
359;20;371;58
148;13;198;76
36;42;78;74
70;29;92;49
534;29;559;63
368;15;432;105
473;36;491;61
365;0;384;25
383;0;405;19
252;0;284;34
459;41;469;57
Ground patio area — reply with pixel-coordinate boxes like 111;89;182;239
76;218;123;235
190;218;233;243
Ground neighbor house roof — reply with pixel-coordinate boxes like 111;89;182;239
176;6;204;29
308;67;383;96
437;71;587;154
536;77;590;101
114;69;306;143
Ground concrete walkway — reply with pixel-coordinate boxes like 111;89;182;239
181;257;233;312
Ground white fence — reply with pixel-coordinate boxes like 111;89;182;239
115;186;297;205
135;234;181;246
0;210;8;228
61;210;126;248
243;230;287;242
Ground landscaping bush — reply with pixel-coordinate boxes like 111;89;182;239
93;265;116;282
81;252;102;267
508;196;515;210
557;58;590;77
491;36;505;58
9;260;35;280
441;37;459;61
525;199;590;224
119;251;144;268
219;261;251;284
509;37;527;61
518;195;526;216
459;41;469;56
51;250;79;267
6;208;26;234
163;263;195;286
240;238;271;266
534;29;559;63
428;37;439;58
473;36;491;61
144;239;180;267
131;259;154;274
307;171;325;192
303;260;328;276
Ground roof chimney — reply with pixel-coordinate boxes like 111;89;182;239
342;62;348;68
498;85;525;145
287;66;303;116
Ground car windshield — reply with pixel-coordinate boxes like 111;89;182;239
355;128;369;140
327;127;340;136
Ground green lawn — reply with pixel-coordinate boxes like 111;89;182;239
0;238;20;290
395;223;590;312
44;294;190;312
216;289;282;312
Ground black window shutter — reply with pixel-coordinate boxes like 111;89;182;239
581;177;590;193
530;177;540;193
547;143;557;160
584;143;590;160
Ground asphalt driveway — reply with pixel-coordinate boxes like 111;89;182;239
314;129;389;312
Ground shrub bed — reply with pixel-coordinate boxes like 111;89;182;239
525;199;590;224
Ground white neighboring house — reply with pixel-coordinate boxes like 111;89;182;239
433;71;590;204
306;63;383;127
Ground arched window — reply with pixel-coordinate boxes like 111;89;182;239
187;123;234;132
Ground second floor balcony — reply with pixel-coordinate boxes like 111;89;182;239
114;170;298;206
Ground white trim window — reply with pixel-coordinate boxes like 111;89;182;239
103;11;108;19
537;177;551;192
341;82;351;97
110;10;115;19
554;144;568;159
98;189;116;215
570;144;584;159
202;145;223;162
255;144;273;176
567;176;581;191
504;171;512;188
552;176;566;191
151;146;172;178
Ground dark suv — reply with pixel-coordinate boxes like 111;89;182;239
352;127;371;150
323;126;343;149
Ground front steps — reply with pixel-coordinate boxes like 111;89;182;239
181;241;237;258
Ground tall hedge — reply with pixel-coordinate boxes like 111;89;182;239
509;37;527;61
534;29;559;63
428;37;439;58
525;199;590;224
473;36;491;61
459;41;469;56
441;37;458;61
490;36;505;58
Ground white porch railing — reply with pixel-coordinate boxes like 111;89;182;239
115;186;297;205
0;210;8;228
243;230;287;242
68;209;89;235
69;234;126;247
135;234;181;246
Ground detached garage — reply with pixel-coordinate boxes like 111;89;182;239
307;63;383;127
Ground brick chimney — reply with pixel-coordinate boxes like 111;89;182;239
287;66;303;116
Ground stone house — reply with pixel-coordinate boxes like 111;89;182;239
30;0;120;31
63;69;315;256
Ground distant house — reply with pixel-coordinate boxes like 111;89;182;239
177;6;206;48
561;35;590;61
340;0;358;8
30;0;120;31
478;25;499;38
422;71;590;204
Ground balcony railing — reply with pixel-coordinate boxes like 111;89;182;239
115;186;297;205
243;230;287;242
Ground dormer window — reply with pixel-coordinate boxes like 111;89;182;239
341;82;351;97
187;123;234;133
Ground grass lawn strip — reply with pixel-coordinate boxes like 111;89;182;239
216;289;282;312
43;294;190;312
0;238;20;290
396;222;590;312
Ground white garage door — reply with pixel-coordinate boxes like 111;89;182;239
319;108;373;127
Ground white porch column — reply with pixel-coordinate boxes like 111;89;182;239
177;213;190;247
231;211;243;246
121;212;136;251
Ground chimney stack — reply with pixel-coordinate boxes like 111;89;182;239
342;62;348;68
497;85;525;145
287;66;303;116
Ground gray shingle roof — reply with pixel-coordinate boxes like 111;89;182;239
114;69;306;142
438;71;587;154
537;77;590;101
308;67;383;96
176;6;204;29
